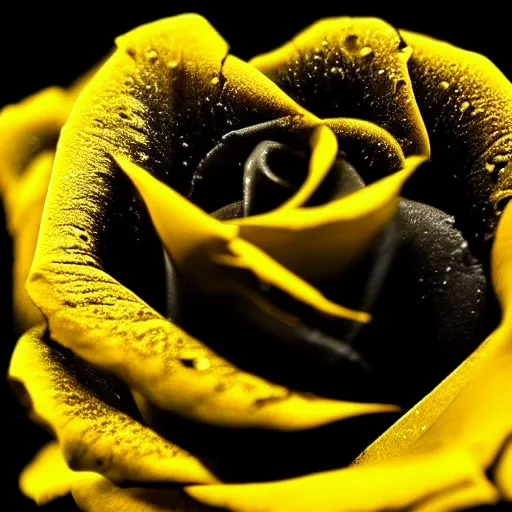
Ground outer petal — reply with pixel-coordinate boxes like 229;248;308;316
8;151;53;328
186;449;499;511
0;88;72;329
0;62;102;329
401;29;512;240
21;442;213;511
27;14;396;430
9;325;217;485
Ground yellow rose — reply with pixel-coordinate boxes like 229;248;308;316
2;14;511;511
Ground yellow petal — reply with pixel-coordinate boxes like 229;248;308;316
9;151;54;330
250;17;430;158
0;87;71;197
117;153;370;323
21;442;210;511
233;155;425;281
186;449;499;511
0;60;102;330
20;442;93;505
9;325;217;484
277;124;338;210
73;477;212;512
325;117;406;182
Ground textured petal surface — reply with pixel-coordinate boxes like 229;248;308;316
401;29;512;240
9;325;217;484
250;17;430;158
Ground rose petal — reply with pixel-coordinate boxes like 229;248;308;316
9;325;218;484
277;124;338;209
116;146;373;323
0;87;73;329
356;204;512;470
186;449;499;511
325;117;406;183
20;442;96;506
9;150;53;329
21;442;212;511
232;153;425;281
73;478;213;512
250;17;430;158
401;29;512;241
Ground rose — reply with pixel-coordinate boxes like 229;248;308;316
3;14;511;511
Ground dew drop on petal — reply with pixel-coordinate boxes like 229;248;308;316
359;46;373;58
145;49;158;62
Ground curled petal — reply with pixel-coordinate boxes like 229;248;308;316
9;151;53;328
116;150;372;323
250;17;430;158
9;325;217;484
232;153;425;281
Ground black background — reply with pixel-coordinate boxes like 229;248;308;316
1;2;510;510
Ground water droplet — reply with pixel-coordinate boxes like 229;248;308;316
194;358;211;371
418;277;424;283
146;49;158;62
359;46;373;58
344;35;359;53
460;101;470;113
442;280;448;285
378;69;385;75
321;39;329;47
183;161;189;167
439;81;450;90
330;67;338;74
211;76;220;85
167;59;179;69
182;142;189;148
446;266;452;272
421;426;427;431
486;162;496;173
395;79;406;93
